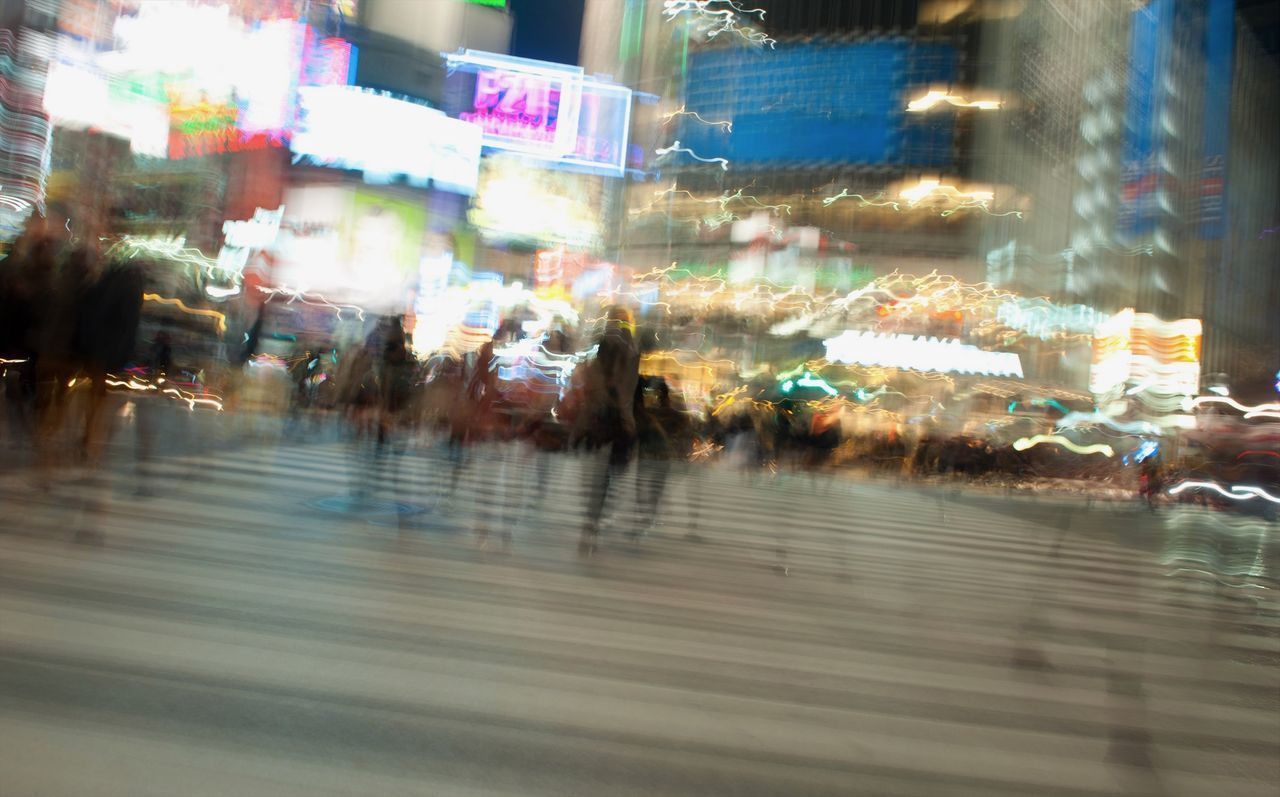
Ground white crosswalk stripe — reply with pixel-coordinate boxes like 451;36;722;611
0;436;1277;796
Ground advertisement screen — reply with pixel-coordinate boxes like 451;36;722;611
560;78;631;176
292;86;482;194
680;42;956;166
274;186;427;308
444;51;630;176
469;155;602;247
444;50;583;158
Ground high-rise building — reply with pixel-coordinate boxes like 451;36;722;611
976;0;1279;396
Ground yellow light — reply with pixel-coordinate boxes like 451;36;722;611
1013;434;1114;457
143;293;227;334
906;89;1002;113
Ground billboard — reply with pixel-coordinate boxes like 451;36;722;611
273;185;428;307
1198;0;1232;239
1119;0;1172;238
291;86;482;194
560;78;632;176
443;49;631;175
445;50;583;158
90;5;355;159
679;42;956;167
469;155;602;247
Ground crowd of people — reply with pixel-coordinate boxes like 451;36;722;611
5;220;1272;549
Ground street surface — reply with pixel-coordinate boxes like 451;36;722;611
1;427;1277;796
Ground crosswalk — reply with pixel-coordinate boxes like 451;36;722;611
0;434;1277;796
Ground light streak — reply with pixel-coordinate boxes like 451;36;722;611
711;385;748;416
1167;480;1280;504
662;1;776;48
822;189;899;209
655;140;729;170
780;371;838;397
1012;435;1114;457
1232;485;1280;504
1055;411;1161;436
103;375;224;412
661;105;732;132
1185;396;1280;414
110;236;225;276
258;286;366;321
142;294;227;334
204;284;242;299
0;357;28;364
690;441;723;460
824;330;1024;378
906;90;1002;112
821;186;1022;219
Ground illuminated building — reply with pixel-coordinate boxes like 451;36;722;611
974;0;1280;397
580;0;1001;285
0;2;55;242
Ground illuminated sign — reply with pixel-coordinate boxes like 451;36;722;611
273;186;427;308
469;156;602;247
292;86;482;194
445;50;583;157
823;331;1024;377
560;78;631;176
98;7;355;158
444;50;630;174
43;39;171;157
996;299;1104;339
1090;308;1201;398
235;18;306;138
301;32;356;88
217;205;285;273
169;100;253;158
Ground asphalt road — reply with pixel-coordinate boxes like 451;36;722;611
0;430;1277;796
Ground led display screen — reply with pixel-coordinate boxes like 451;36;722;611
292;86;482;194
444;50;583;158
680;42;956;166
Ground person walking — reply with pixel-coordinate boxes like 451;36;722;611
576;306;640;556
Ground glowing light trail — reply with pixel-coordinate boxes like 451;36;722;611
142;294;227;334
1167;480;1280;504
1185;396;1280;414
655;141;729;170
906;90;1002;112
661;105;733;132
1012;435;1114;457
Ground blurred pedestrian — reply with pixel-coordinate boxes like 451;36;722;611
632;376;692;538
575;306;640;556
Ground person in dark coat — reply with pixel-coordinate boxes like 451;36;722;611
73;257;144;463
578;306;640;555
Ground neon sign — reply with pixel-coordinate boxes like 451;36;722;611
464;69;562;144
445;50;583;157
824;331;1024;378
169;101;266;159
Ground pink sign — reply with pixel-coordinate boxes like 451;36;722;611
459;69;563;145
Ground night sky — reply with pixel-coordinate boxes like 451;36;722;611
506;0;586;66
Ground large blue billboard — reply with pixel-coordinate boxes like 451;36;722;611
679;42;956;167
1119;0;1173;238
1199;0;1232;239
